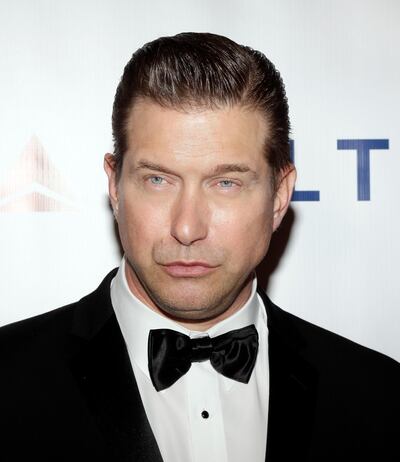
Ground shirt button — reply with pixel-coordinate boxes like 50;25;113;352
201;410;209;419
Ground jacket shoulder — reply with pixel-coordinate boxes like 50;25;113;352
270;300;399;372
264;295;400;454
0;268;118;355
0;302;77;352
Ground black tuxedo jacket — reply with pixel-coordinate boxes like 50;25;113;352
0;269;399;461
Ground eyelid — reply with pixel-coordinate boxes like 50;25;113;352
145;173;167;180
144;172;175;181
215;177;241;184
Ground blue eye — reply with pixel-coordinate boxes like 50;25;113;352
150;176;164;185
220;180;234;188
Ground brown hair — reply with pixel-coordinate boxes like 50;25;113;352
112;32;291;183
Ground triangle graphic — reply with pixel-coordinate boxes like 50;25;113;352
0;136;76;212
0;191;75;213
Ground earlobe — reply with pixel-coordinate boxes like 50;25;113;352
272;166;296;232
113;203;119;220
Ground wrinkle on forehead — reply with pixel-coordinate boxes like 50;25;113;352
125;99;270;174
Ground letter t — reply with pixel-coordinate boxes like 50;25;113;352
337;139;389;201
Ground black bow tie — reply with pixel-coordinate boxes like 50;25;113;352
148;325;259;391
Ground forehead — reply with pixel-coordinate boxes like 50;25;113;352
125;99;269;171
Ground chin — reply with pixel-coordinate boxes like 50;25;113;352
149;279;239;320
156;299;225;323
155;290;216;312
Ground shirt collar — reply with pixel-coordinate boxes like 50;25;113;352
111;257;261;381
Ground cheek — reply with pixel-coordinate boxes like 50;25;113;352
211;199;273;264
118;196;169;256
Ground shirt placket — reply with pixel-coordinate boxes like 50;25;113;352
186;360;227;462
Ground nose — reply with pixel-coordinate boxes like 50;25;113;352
170;188;209;246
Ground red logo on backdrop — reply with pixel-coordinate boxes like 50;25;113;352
0;136;75;212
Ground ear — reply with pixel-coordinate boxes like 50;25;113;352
104;153;119;218
272;166;296;232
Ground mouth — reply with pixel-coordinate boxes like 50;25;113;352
162;261;218;278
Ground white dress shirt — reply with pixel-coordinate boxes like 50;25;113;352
111;258;269;462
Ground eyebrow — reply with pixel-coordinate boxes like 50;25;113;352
134;160;258;178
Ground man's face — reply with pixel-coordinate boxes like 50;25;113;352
105;99;294;328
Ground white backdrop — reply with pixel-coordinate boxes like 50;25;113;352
0;0;399;361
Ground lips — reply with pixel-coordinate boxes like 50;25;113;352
162;261;217;277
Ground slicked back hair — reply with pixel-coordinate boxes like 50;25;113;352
112;32;292;186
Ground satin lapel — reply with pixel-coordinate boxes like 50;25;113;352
69;270;163;462
257;288;318;462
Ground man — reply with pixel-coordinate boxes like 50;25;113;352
0;33;398;462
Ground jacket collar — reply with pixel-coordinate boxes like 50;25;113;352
258;287;318;462
69;269;163;461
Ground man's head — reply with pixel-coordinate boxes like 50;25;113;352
111;32;292;187
105;33;296;330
